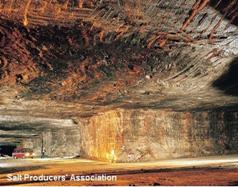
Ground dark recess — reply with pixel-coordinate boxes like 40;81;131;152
209;0;238;26
213;57;238;96
0;144;16;156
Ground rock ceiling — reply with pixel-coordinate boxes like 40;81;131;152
0;0;238;143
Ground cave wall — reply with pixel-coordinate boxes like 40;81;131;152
18;108;238;162
0;0;237;162
79;109;238;162
22;128;81;158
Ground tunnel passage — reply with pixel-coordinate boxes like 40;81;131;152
213;57;238;96
0;0;237;162
0;144;17;156
20;128;81;158
0;117;82;158
2;107;238;162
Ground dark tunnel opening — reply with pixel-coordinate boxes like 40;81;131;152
213;57;238;96
0;144;17;157
209;0;238;26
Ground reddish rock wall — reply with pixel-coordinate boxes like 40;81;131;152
80;109;238;162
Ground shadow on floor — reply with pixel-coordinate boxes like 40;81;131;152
0;165;44;175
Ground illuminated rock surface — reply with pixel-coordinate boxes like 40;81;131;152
80;109;238;162
0;0;238;161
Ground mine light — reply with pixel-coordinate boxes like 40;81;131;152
23;19;28;26
106;150;117;163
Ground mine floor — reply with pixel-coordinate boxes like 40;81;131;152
0;155;237;186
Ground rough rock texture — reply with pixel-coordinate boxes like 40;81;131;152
0;0;237;107
17;106;238;161
0;0;238;161
22;128;81;158
80;109;238;162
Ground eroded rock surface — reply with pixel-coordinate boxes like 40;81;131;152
0;0;238;161
22;128;81;158
80;109;238;162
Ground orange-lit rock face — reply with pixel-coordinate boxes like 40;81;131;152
0;0;237;105
80;109;238;162
80;111;121;162
0;0;238;161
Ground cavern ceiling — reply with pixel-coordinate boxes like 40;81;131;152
0;0;238;144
